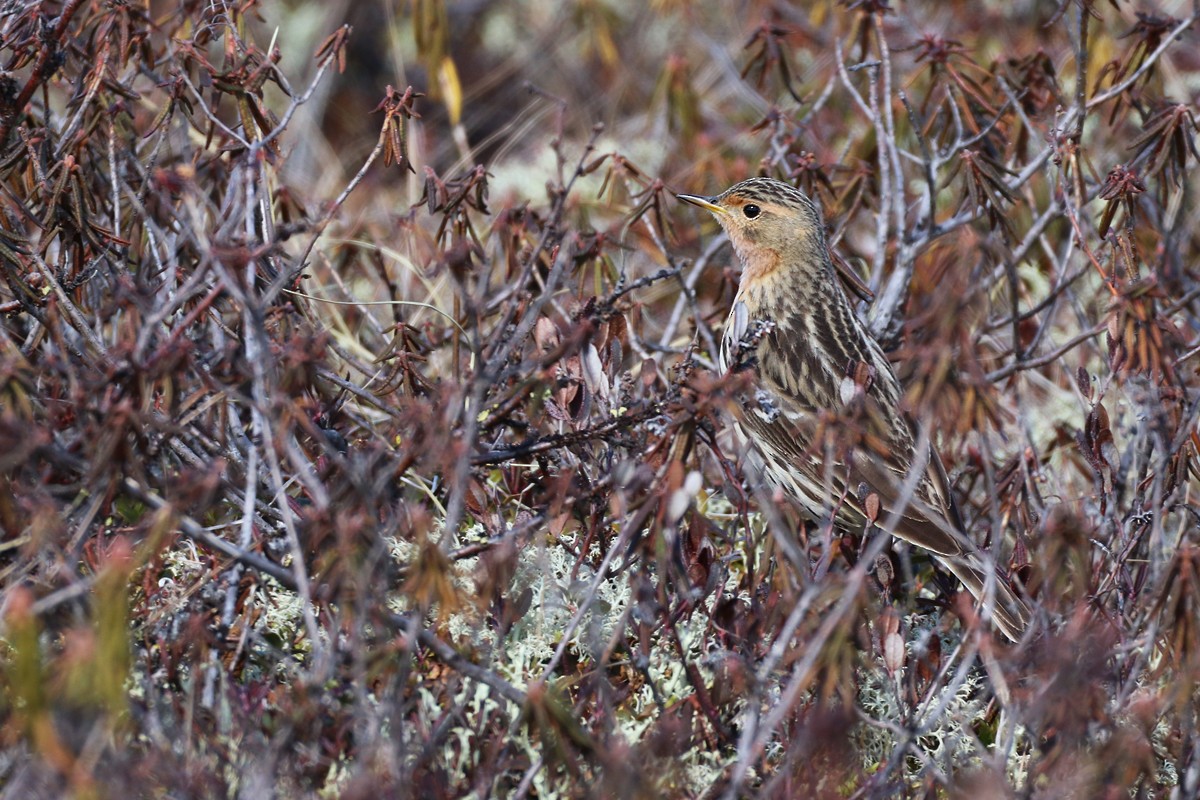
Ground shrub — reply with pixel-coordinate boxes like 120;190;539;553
0;1;1197;797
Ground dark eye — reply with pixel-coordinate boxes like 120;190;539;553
743;204;761;219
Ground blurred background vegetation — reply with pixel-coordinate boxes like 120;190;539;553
1;0;1199;797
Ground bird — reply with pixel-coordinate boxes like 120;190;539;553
678;177;1031;642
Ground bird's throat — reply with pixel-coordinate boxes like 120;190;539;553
736;246;783;285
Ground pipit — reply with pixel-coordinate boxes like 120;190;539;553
679;177;1030;642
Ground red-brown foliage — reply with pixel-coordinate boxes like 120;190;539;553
1;1;1198;797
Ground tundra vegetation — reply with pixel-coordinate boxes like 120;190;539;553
0;1;1198;797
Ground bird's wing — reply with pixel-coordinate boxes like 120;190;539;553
846;440;967;558
941;551;1031;642
733;319;968;559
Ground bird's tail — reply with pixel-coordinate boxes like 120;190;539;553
940;553;1031;643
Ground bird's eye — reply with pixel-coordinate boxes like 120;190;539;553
743;204;761;219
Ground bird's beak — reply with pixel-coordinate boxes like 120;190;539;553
676;193;728;215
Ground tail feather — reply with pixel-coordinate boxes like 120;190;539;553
940;554;1031;643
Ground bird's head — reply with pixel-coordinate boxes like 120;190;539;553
677;177;829;283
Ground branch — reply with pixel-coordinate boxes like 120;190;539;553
1087;13;1197;110
0;0;88;147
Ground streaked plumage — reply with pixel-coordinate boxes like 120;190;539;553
679;177;1030;641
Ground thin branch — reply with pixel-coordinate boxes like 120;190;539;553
0;0;88;147
121;477;299;587
1087;13;1197;110
985;321;1107;382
